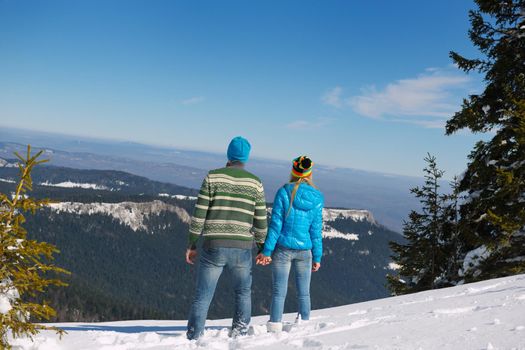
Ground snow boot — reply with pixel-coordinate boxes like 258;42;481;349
266;321;283;333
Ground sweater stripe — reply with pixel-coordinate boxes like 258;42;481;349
188;167;268;246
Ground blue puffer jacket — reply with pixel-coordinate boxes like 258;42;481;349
262;183;324;263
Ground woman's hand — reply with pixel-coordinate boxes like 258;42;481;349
255;253;272;266
312;262;321;272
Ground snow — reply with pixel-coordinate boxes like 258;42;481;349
0;281;19;315
158;193;198;200
322;226;359;241
48;200;191;231
40;181;110;190
0;160;19;168
9;274;525;349
322;208;375;223
463;190;481;204
174;195;198;200
461;245;490;277
388;262;401;270
0;293;13;314
7;238;24;251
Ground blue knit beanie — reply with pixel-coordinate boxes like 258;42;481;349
227;136;251;163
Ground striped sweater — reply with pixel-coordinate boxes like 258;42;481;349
188;166;268;249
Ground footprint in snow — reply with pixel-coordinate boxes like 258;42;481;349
315;321;336;330
489;318;501;326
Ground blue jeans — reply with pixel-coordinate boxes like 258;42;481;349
270;247;312;323
187;247;252;340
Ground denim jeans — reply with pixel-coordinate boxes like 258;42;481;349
270;247;312;323
187;247;252;340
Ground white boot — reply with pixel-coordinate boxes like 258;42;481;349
266;321;283;333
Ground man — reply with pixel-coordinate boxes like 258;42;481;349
186;136;269;340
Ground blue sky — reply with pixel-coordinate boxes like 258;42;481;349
0;0;487;178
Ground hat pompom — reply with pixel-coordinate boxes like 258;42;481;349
291;156;314;178
300;157;312;170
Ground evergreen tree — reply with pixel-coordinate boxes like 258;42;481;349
441;176;463;284
0;146;69;349
388;154;452;294
446;0;525;280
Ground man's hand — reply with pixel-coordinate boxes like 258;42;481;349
255;253;272;266
312;262;321;272
186;248;198;265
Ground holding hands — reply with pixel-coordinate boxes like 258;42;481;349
255;253;272;266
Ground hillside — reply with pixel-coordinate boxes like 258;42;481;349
0;135;424;231
10;274;525;349
0;161;404;322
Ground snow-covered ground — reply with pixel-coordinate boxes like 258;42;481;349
40;181;110;190
9;274;525;350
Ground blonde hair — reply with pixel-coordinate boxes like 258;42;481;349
286;174;316;217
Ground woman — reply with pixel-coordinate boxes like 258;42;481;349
260;155;324;333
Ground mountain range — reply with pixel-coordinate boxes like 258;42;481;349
0;158;404;322
0;126;435;231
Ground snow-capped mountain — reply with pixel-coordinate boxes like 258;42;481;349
322;208;376;241
10;274;525;350
48;200;192;231
323;208;376;223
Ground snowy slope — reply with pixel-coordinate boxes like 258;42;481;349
10;274;525;350
48;200;191;231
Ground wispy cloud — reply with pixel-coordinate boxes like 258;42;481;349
322;86;343;108
324;67;473;128
180;96;205;105
286;117;333;130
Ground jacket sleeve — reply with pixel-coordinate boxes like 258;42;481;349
188;175;211;248
262;187;287;257
309;196;324;263
252;181;268;249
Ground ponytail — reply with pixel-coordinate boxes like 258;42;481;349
285;175;316;218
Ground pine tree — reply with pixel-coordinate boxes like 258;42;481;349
0;146;69;349
441;176;463;284
388;154;452;294
446;0;525;280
